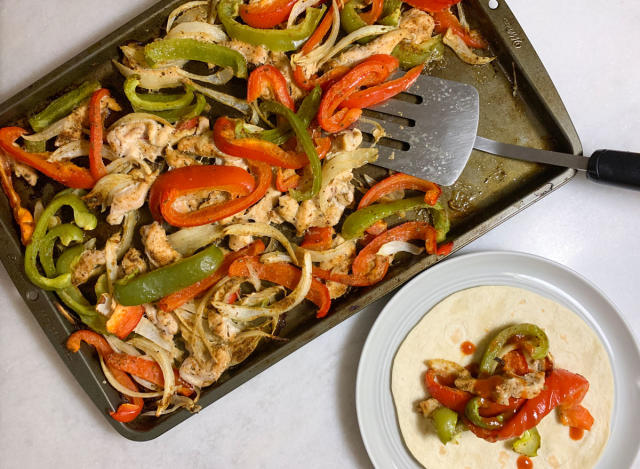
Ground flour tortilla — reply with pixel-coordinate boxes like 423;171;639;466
391;286;613;469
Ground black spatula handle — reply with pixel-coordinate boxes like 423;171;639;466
587;149;640;190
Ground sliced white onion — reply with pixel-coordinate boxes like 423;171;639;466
292;1;340;71
295;239;355;263
214;251;311;321
183;78;252;116
223;223;298;265
320;148;377;211
99;356;164;398
260;251;293;264
457;3;469;30
22;114;74;141
176;67;234;86
167;1;209;32
167;224;225;257
133;316;177;354
108;112;173;131
129;337;176;415
49;140;116;162
166;21;228;43
376;240;424;256
113;60;182;89
104;232;121;294
288;0;325;28
443;28;494;65
117;210;139;260
105;335;141;356
240;286;285;306
318;25;396;68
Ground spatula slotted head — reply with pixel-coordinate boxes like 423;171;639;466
358;75;479;186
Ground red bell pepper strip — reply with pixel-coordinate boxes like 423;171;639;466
228;255;331;318
157;240;266;312
88;88;110;181
213;116;310;169
359;0;384;24
66;330;143;423
104;352;195;397
558;404;595;431
0;151;34;245
339;64;423;110
239;0;298;29
432;9;488;49
0;127;95;189
403;0;460;12
317;54;399;132
276;168;301;191
358;173;442;235
106;304;145;339
301;226;334;251
436;241;453;256
247;65;295;111
467;368;591;442
148;163;264;227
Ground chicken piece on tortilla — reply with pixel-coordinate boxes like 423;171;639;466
454;371;546;406
140;221;182;267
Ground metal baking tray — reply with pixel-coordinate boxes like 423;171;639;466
0;0;580;440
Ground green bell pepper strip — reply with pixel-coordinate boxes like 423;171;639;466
218;0;325;52
380;0;402;26
114;244;224;306
260;100;322;201
392;36;445;69
465;397;507;430
38;224;85;277
29;81;100;132
24;140;46;153
258;86;322;145
479;323;550;376
341;196;428;239
341;0;401;43
513;427;541;457
54;244;107;333
95;273;108;298
24;193;97;291
431;201;450;243
431;407;459;444
134;93;207;123
145;38;248;78
124;76;195;111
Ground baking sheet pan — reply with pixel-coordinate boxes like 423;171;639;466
0;0;581;440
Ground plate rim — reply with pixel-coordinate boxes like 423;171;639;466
355;250;640;469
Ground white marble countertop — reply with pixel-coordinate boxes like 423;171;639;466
1;1;639;467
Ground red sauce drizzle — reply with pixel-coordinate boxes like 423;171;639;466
516;455;533;469
461;341;476;355
569;426;584;440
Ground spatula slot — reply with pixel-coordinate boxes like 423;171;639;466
361;108;415;128
361;132;410;151
392;92;423;105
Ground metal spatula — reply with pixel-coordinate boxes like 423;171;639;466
359;75;640;189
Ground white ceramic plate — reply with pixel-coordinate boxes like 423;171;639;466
355;251;640;469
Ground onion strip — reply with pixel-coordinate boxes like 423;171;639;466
167;224;225;257
295;239;355;263
182;78;252;116
49;140;116;162
224;223;299;265
213;251;311;321
317;25;395;68
259;252;293;264
129;337;176;415
22;114;76;141
108;112;173;131
166;1;209;32
99;356;164;398
376;240;424;256
165;21;228;43
292;1;340;69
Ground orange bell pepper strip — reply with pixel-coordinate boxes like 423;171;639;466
66;330;143;423
558;404;595;431
301;226;334;251
275;168;301;191
317;54;399;133
247;65;295;111
432;8;488;49
359;0;384;24
0;127;95;189
339;64;423;110
467;369;592;442
0;151;34;245
157;240;266;312
106;304;145;339
104;353;195;397
213;116;310;169
148;163;268;227
228;255;331;318
239;0;298;29
88;88;110;181
403;0;460;12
